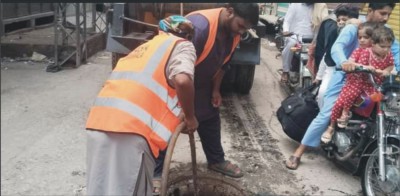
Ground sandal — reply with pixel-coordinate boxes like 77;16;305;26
152;177;161;196
321;126;335;143
285;155;301;170
208;160;243;178
337;115;350;128
280;72;289;84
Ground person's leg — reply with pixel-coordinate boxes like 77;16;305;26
338;109;350;125
152;149;166;195
281;37;297;82
197;114;243;178
293;144;307;158
282;37;297;72
331;87;348;123
317;65;335;108
321;85;349;143
301;71;345;148
87;131;154;196
315;55;327;81
336;82;363;128
321;120;336;143
285;144;306;170
153;149;166;178
134;147;156;196
286;71;345;169
286;92;339;169
197;114;225;164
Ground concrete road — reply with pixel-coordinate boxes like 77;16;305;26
1;38;361;195
1;53;111;195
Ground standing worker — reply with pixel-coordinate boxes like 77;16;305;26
85;17;198;196
153;3;259;194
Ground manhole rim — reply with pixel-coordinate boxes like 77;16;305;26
167;172;248;196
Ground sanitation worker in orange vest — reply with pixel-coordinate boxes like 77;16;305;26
153;3;259;193
85;16;198;196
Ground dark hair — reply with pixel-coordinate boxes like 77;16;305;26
335;4;360;19
358;22;378;37
368;3;396;10
371;25;395;44
228;3;259;26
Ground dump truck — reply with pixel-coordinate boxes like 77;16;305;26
106;3;265;94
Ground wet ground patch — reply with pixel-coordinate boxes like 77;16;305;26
220;93;305;195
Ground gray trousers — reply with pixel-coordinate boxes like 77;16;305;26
282;37;298;72
87;130;155;196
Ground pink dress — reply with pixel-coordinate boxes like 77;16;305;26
331;47;394;121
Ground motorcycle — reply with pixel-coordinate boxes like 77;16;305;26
274;18;314;89
273;16;284;53
321;68;400;195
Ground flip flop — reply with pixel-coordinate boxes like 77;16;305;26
285;155;301;170
208;160;243;178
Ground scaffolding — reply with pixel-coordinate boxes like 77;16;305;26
47;3;108;72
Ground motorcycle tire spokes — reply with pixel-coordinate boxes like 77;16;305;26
362;144;400;195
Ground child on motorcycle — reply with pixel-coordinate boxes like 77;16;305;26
321;23;395;143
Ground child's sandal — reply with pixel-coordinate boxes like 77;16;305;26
321;126;335;143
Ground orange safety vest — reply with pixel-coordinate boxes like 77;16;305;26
187;8;241;66
86;33;185;157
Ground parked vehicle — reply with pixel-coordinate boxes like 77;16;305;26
275;30;313;89
105;3;265;94
273;16;284;54
321;68;400;195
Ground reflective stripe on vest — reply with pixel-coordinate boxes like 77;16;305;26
108;72;180;116
187;8;241;66
108;35;181;117
94;97;172;142
86;34;183;157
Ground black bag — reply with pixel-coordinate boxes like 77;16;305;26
277;84;320;142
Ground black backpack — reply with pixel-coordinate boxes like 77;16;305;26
276;84;320;143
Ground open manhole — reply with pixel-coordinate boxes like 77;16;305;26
166;173;247;196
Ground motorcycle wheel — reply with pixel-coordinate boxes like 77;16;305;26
302;77;312;88
361;142;400;196
275;36;285;52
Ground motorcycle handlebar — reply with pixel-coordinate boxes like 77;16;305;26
336;66;380;89
275;32;294;38
335;66;372;73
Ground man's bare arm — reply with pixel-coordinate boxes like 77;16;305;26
173;73;198;133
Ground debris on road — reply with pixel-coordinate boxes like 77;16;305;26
31;52;47;62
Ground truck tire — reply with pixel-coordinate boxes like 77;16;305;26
235;64;256;94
